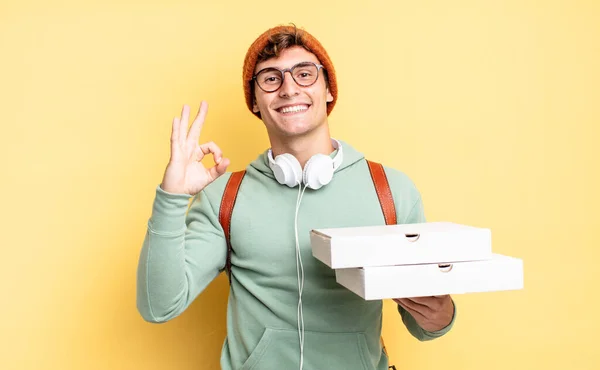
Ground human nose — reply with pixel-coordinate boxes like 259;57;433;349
278;70;300;98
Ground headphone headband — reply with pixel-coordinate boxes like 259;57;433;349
267;138;344;189
267;138;343;169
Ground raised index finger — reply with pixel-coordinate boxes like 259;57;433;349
187;101;208;144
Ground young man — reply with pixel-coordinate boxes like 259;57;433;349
137;25;456;370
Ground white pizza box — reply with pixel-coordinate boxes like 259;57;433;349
334;254;523;300
310;222;492;269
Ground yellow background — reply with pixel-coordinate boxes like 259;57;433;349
2;0;599;369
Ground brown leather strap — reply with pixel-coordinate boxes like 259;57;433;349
366;160;397;225
367;159;397;366
219;170;246;283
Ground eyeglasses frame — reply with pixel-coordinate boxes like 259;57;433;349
251;61;326;93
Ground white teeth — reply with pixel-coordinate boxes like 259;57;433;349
280;105;308;113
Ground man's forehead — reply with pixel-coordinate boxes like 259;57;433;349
254;46;321;72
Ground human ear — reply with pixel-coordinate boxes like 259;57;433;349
326;88;334;103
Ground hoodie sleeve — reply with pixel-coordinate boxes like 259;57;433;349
136;184;227;323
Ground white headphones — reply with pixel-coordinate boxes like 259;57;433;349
267;138;343;190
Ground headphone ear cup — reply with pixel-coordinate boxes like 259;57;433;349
272;153;302;187
303;154;334;190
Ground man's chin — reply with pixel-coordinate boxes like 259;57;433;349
271;119;313;135
269;125;316;140
263;114;327;139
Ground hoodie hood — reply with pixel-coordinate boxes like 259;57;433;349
249;139;365;180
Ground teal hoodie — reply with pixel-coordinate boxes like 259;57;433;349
137;140;455;369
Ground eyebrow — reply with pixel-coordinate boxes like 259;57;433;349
257;61;316;71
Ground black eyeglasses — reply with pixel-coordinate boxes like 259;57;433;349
252;61;325;93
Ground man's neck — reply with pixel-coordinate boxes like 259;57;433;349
270;128;335;169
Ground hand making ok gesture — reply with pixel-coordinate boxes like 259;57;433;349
160;102;230;195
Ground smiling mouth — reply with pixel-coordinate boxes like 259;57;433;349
276;104;310;114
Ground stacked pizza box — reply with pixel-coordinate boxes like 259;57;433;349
310;222;523;300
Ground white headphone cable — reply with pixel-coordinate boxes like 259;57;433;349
294;182;308;370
